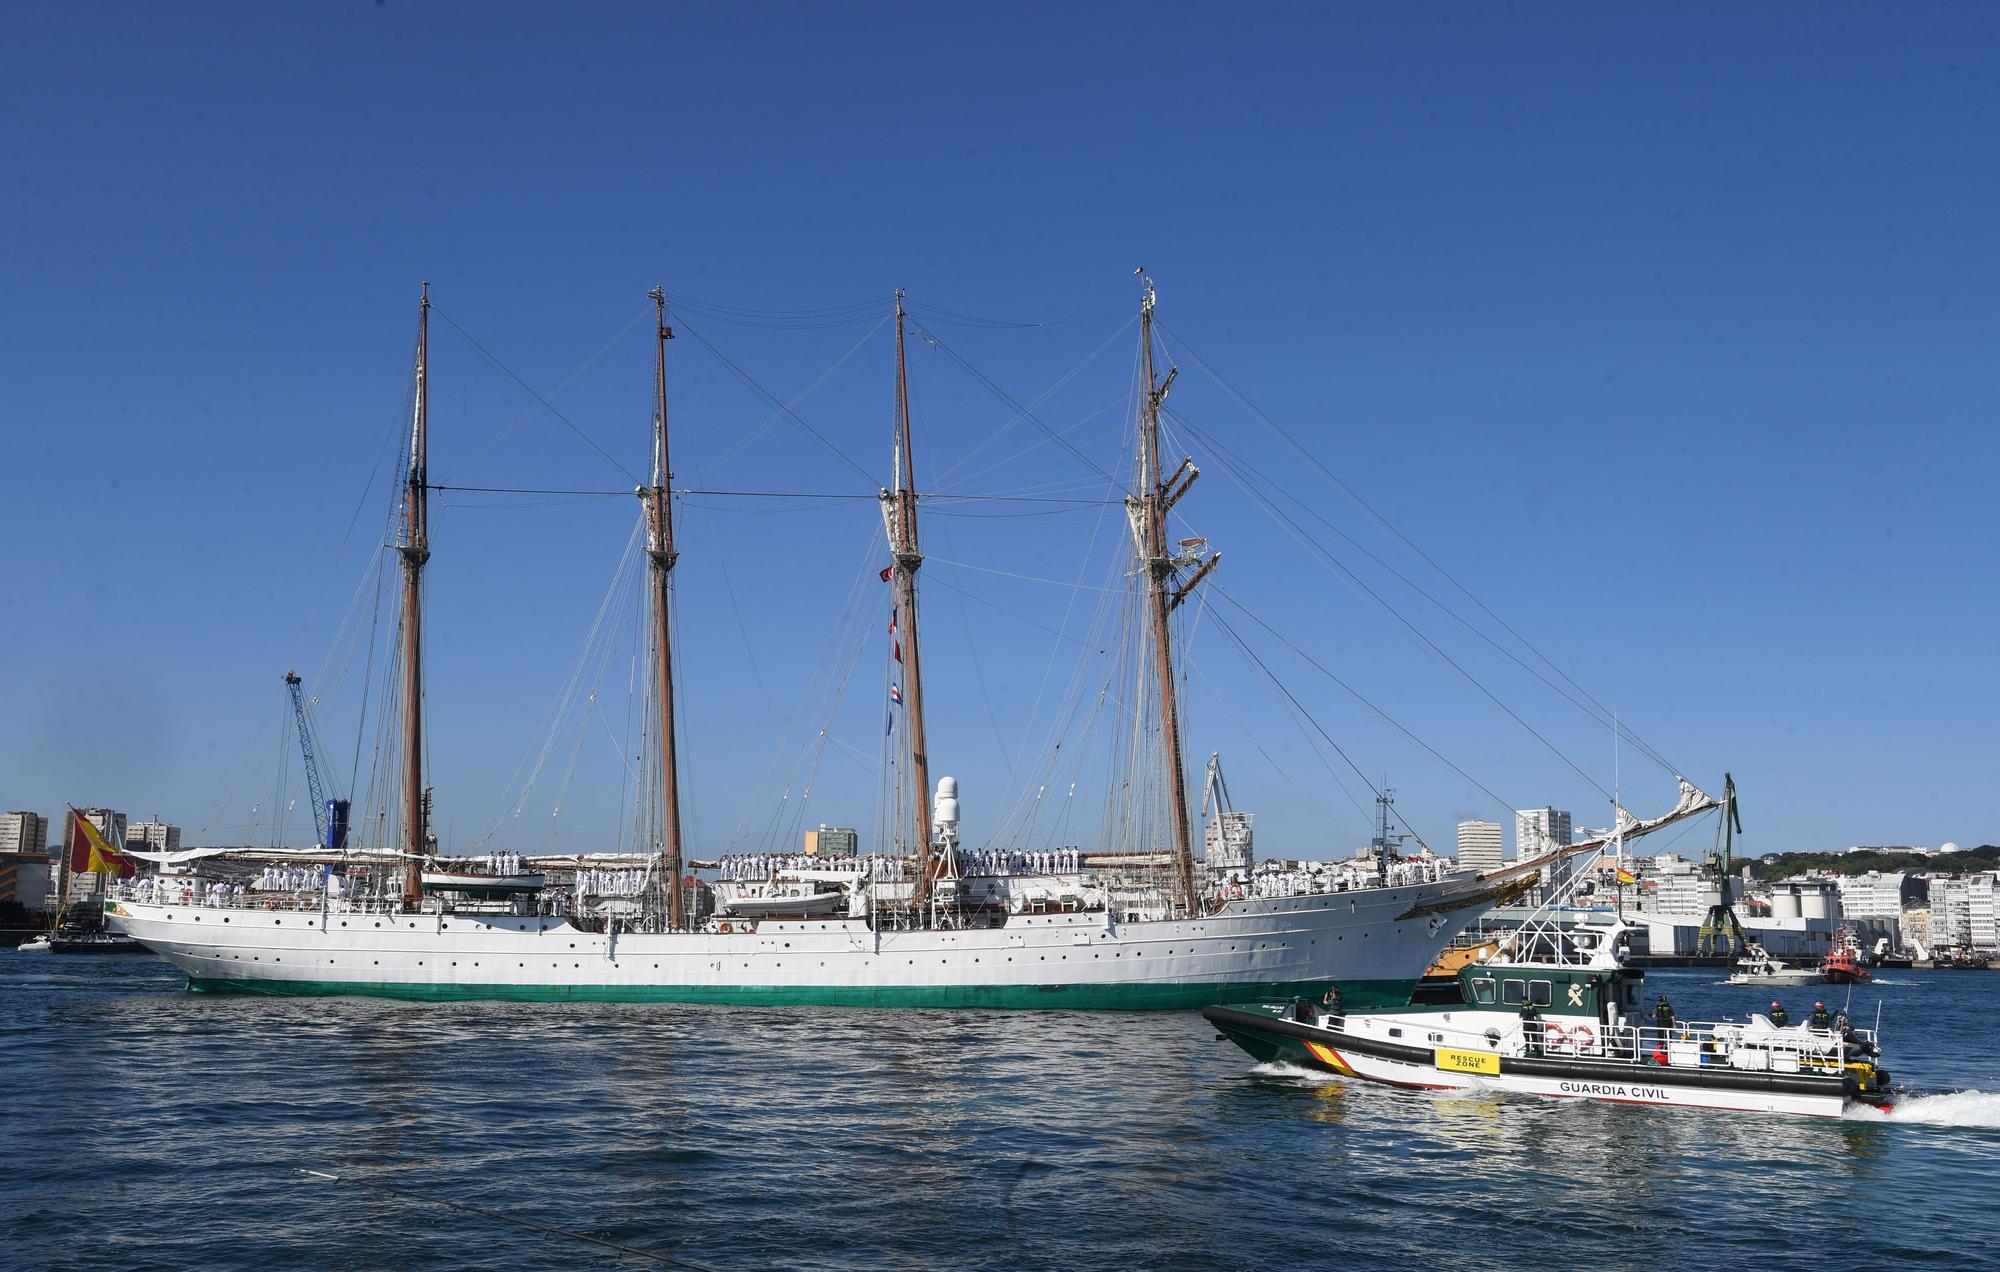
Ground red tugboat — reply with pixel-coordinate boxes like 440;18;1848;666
1822;927;1873;984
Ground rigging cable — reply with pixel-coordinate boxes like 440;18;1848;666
1156;320;1683;778
903;320;1131;494
923;317;1136;492
701;313;891;477
1206;584;1521;818
437;308;650;485
1167;406;1613;803
671;314;881;487
1167;403;1671;783
430;306;642;485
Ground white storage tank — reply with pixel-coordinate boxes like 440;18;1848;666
1771;886;1803;921
1799;882;1834;921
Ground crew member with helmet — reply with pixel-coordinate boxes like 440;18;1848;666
1653;994;1676;1031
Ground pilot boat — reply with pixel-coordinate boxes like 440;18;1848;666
1821;928;1874;984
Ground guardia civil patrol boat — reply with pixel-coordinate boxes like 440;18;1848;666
1205;854;1896;1119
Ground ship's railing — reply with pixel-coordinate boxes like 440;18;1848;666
105;881;440;917
1325;1008;1876;1074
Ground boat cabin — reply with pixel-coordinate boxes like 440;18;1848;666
1455;962;1643;1022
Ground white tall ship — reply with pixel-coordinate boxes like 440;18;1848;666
109;282;1695;1007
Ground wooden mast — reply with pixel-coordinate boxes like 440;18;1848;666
642;285;686;929
1131;279;1218;916
399;283;431;907
886;290;938;910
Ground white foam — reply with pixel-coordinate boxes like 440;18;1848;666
1847;1089;2000;1128
1249;1060;1341;1085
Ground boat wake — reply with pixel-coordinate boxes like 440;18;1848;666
1846;1090;2000;1129
1249;1061;1340;1086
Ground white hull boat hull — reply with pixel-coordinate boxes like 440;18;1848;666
106;876;1496;1009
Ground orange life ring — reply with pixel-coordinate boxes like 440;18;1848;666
264;898;278;910
1567;1024;1595;1053
720;921;733;934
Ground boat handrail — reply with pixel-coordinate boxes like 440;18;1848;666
1326;1008;1874;1071
104;881;561;919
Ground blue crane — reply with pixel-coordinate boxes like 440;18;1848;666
284;670;349;851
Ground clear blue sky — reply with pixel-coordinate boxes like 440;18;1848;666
4;3;1996;860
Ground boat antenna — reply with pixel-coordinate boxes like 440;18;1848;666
1130;276;1219;916
642;285;687;929
398;282;431;908
886;290;939;913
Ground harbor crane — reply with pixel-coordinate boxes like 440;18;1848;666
284;670;349;852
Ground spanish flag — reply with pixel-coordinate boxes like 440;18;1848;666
1615;867;1638;886
69;809;135;878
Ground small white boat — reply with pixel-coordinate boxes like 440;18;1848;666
17;935;53;953
718;883;850;918
1725;943;1819;987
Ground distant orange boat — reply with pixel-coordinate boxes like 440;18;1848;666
1822;927;1873;984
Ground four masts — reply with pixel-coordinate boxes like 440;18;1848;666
392;280;1213;923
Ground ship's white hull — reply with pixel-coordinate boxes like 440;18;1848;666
106;877;1492;1009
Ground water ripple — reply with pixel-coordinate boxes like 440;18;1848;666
3;957;1997;1269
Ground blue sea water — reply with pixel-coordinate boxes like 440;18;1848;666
3;955;1997;1271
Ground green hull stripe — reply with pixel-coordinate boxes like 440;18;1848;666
184;976;1418;1011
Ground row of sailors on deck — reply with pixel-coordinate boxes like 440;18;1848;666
716;854;911;881
1212;857;1448;900
257;866;323;892
576;869;647;897
476;853;528;876
125;877;192;904
963;849;1080;876
1386;858;1447;886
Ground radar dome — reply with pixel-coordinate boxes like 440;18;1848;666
1941;841;1961;854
